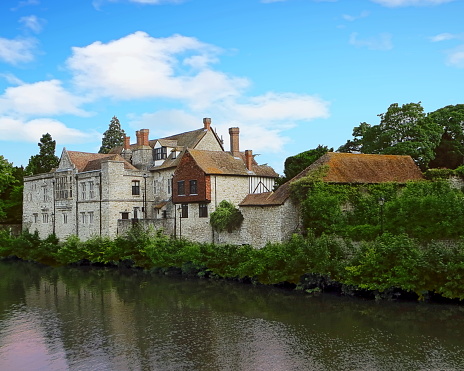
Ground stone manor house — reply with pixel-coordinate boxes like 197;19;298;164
22;118;296;247
23;118;425;248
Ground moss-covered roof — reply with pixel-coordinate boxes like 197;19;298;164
240;152;424;207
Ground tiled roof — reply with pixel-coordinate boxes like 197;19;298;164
314;152;424;183
240;152;424;207
67;151;137;172
188;149;278;177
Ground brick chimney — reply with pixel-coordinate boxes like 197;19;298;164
123;136;131;150
140;129;149;146
203;118;211;130
245;150;253;171
229;127;240;157
136;130;141;146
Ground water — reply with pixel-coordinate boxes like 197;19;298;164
1;260;464;371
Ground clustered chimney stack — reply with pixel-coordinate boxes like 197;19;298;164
245;150;253;171
203;118;211;130
229;127;240;157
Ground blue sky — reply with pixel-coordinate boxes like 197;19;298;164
0;0;462;173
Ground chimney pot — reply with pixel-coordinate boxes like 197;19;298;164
203;118;211;130
140;129;149;146
124;136;131;150
229;127;240;157
245;150;253;171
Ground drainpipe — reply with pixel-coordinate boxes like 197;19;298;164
75;175;79;238
99;172;102;237
52;178;56;236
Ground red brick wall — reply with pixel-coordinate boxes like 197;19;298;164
172;152;211;203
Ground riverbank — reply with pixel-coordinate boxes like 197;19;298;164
1;228;463;303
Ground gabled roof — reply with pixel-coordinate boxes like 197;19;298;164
187;149;278;177
66;151;137;172
240;152;424;207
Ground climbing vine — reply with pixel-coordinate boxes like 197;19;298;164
210;200;244;233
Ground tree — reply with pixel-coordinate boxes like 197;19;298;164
99;116;126;154
338;102;443;170
276;145;333;187
428;104;464;169
0;156;20;222
25;133;60;175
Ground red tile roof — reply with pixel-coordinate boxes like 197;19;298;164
67;151;137;172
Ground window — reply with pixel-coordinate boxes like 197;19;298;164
168;179;172;195
88;212;94;224
33;213;38;223
63;213;68;224
80;212;86;224
56;176;69;200
153;180;158;195
42;213;49;223
81;182;86;200
132;180;140;195
172;150;177;159
181;203;188;218
121;212;129;220
189;180;198;195
43;187;47;202
89;181;95;199
154;147;167;161
199;203;208;218
177;181;185;196
133;207;140;219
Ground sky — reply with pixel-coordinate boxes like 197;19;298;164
0;0;463;174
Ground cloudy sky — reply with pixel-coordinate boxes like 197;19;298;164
0;0;462;173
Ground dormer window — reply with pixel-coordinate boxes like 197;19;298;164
154;147;167;161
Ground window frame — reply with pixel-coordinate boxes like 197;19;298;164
199;203;208;218
177;180;185;196
132;180;141;195
189;179;198;195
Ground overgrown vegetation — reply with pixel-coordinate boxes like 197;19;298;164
2;227;464;302
210;200;244;233
291;178;464;242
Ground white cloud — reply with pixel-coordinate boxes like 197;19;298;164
430;33;462;42
370;0;454;7
342;11;369;21
446;45;464;68
349;32;393;51
66;32;249;107
10;0;40;11
19;15;45;33
0;117;94;144
128;92;330;154
0;37;37;64
0;80;89;116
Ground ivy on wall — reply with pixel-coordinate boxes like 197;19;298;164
210;200;244;233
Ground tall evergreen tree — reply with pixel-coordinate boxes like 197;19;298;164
99;116;126;154
25;133;60;175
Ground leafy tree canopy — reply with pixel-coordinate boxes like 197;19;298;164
99;116;126;154
0;156;21;222
276;145;333;187
338;102;443;170
25;133;60;175
428;104;464;169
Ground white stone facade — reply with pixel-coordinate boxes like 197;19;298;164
23;120;299;249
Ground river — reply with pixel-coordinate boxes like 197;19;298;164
1;260;464;370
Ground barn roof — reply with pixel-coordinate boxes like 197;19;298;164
240;152;424;207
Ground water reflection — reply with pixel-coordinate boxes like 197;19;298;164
1;260;464;370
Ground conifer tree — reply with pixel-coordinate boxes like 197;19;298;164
25;133;60;175
99;116;126;154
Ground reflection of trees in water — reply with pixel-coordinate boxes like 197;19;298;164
1;261;464;370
